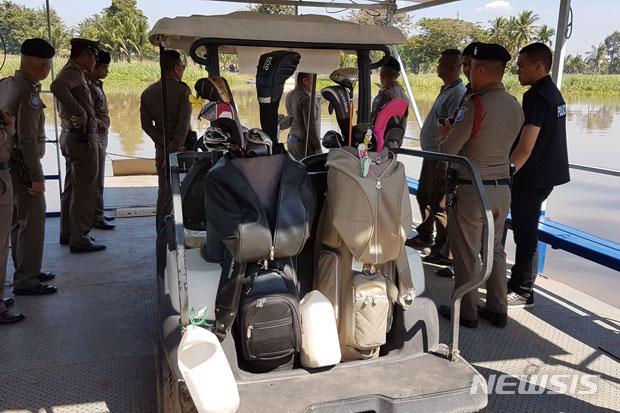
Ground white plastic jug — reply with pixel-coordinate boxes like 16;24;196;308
177;325;240;413
300;290;341;368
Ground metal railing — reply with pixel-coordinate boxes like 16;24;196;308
394;148;494;362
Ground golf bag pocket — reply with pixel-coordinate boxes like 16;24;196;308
347;272;390;350
315;249;341;323
239;266;301;371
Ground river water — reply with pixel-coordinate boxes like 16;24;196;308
35;87;620;308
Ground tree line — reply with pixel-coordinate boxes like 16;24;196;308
1;1;618;74
0;0;155;61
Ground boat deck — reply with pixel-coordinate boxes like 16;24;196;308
1;197;619;412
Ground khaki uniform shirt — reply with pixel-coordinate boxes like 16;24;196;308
88;79;110;134
140;78;192;152
0;71;46;182
50;59;97;133
284;85;321;145
439;83;524;180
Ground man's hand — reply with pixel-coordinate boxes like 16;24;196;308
0;111;15;126
29;180;45;197
70;115;86;131
177;146;186;153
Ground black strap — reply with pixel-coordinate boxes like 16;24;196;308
457;178;510;186
0;161;9;171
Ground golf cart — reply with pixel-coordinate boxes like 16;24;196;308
152;12;492;413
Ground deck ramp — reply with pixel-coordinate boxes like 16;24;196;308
0;217;619;412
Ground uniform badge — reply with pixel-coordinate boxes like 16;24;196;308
29;93;42;110
454;106;468;122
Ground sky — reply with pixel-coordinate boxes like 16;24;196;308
11;0;619;55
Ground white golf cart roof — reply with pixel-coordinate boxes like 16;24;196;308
149;11;406;74
148;11;406;50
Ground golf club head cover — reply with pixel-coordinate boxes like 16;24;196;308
256;51;301;140
195;76;235;106
321;85;352;139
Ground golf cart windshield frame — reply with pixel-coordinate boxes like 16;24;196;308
187;37;391;125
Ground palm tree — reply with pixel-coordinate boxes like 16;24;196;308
509;10;539;54
488;16;510;47
536;25;555;47
34;25;71;54
586;43;608;74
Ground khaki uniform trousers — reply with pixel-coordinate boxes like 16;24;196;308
449;183;510;321
155;147;172;233
10;173;46;289
0;170;13;313
416;159;448;250
60;131;99;247
94;132;108;224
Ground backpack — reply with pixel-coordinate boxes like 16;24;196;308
237;260;301;372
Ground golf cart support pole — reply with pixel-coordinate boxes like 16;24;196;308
305;73;318;158
159;40;190;327
394;148;494;361
552;0;572;89
385;4;423;131
357;50;371;124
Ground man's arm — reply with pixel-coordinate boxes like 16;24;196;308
511;124;541;172
512;94;547;172
17;100;45;184
300;94;320;147
50;67;87;120
438;98;476;155
140;94;163;146
0;111;16;142
169;85;192;151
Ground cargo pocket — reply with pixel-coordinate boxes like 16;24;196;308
315;249;341;322
350;272;389;350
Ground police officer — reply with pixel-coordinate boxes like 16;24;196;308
88;49;115;230
0;111;23;324
0;38;58;296
437;43;524;328
52;38;105;253
370;56;409;140
507;43;570;308
285;72;321;160
140;50;192;243
411;49;466;258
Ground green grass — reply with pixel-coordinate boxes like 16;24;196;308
405;73;620;96
2;55;618;95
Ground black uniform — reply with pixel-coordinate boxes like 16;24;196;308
509;75;570;296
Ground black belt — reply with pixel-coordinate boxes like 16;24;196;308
0;161;9;171
457;178;510;186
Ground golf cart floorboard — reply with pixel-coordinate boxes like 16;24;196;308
237;347;486;413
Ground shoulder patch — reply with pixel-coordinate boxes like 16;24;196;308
454;106;468;122
29;93;43;110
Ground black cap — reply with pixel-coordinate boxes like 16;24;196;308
471;43;511;64
96;50;111;65
20;38;55;59
462;42;483;58
383;56;401;72
70;38;100;54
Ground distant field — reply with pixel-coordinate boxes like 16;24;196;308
2;55;618;95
